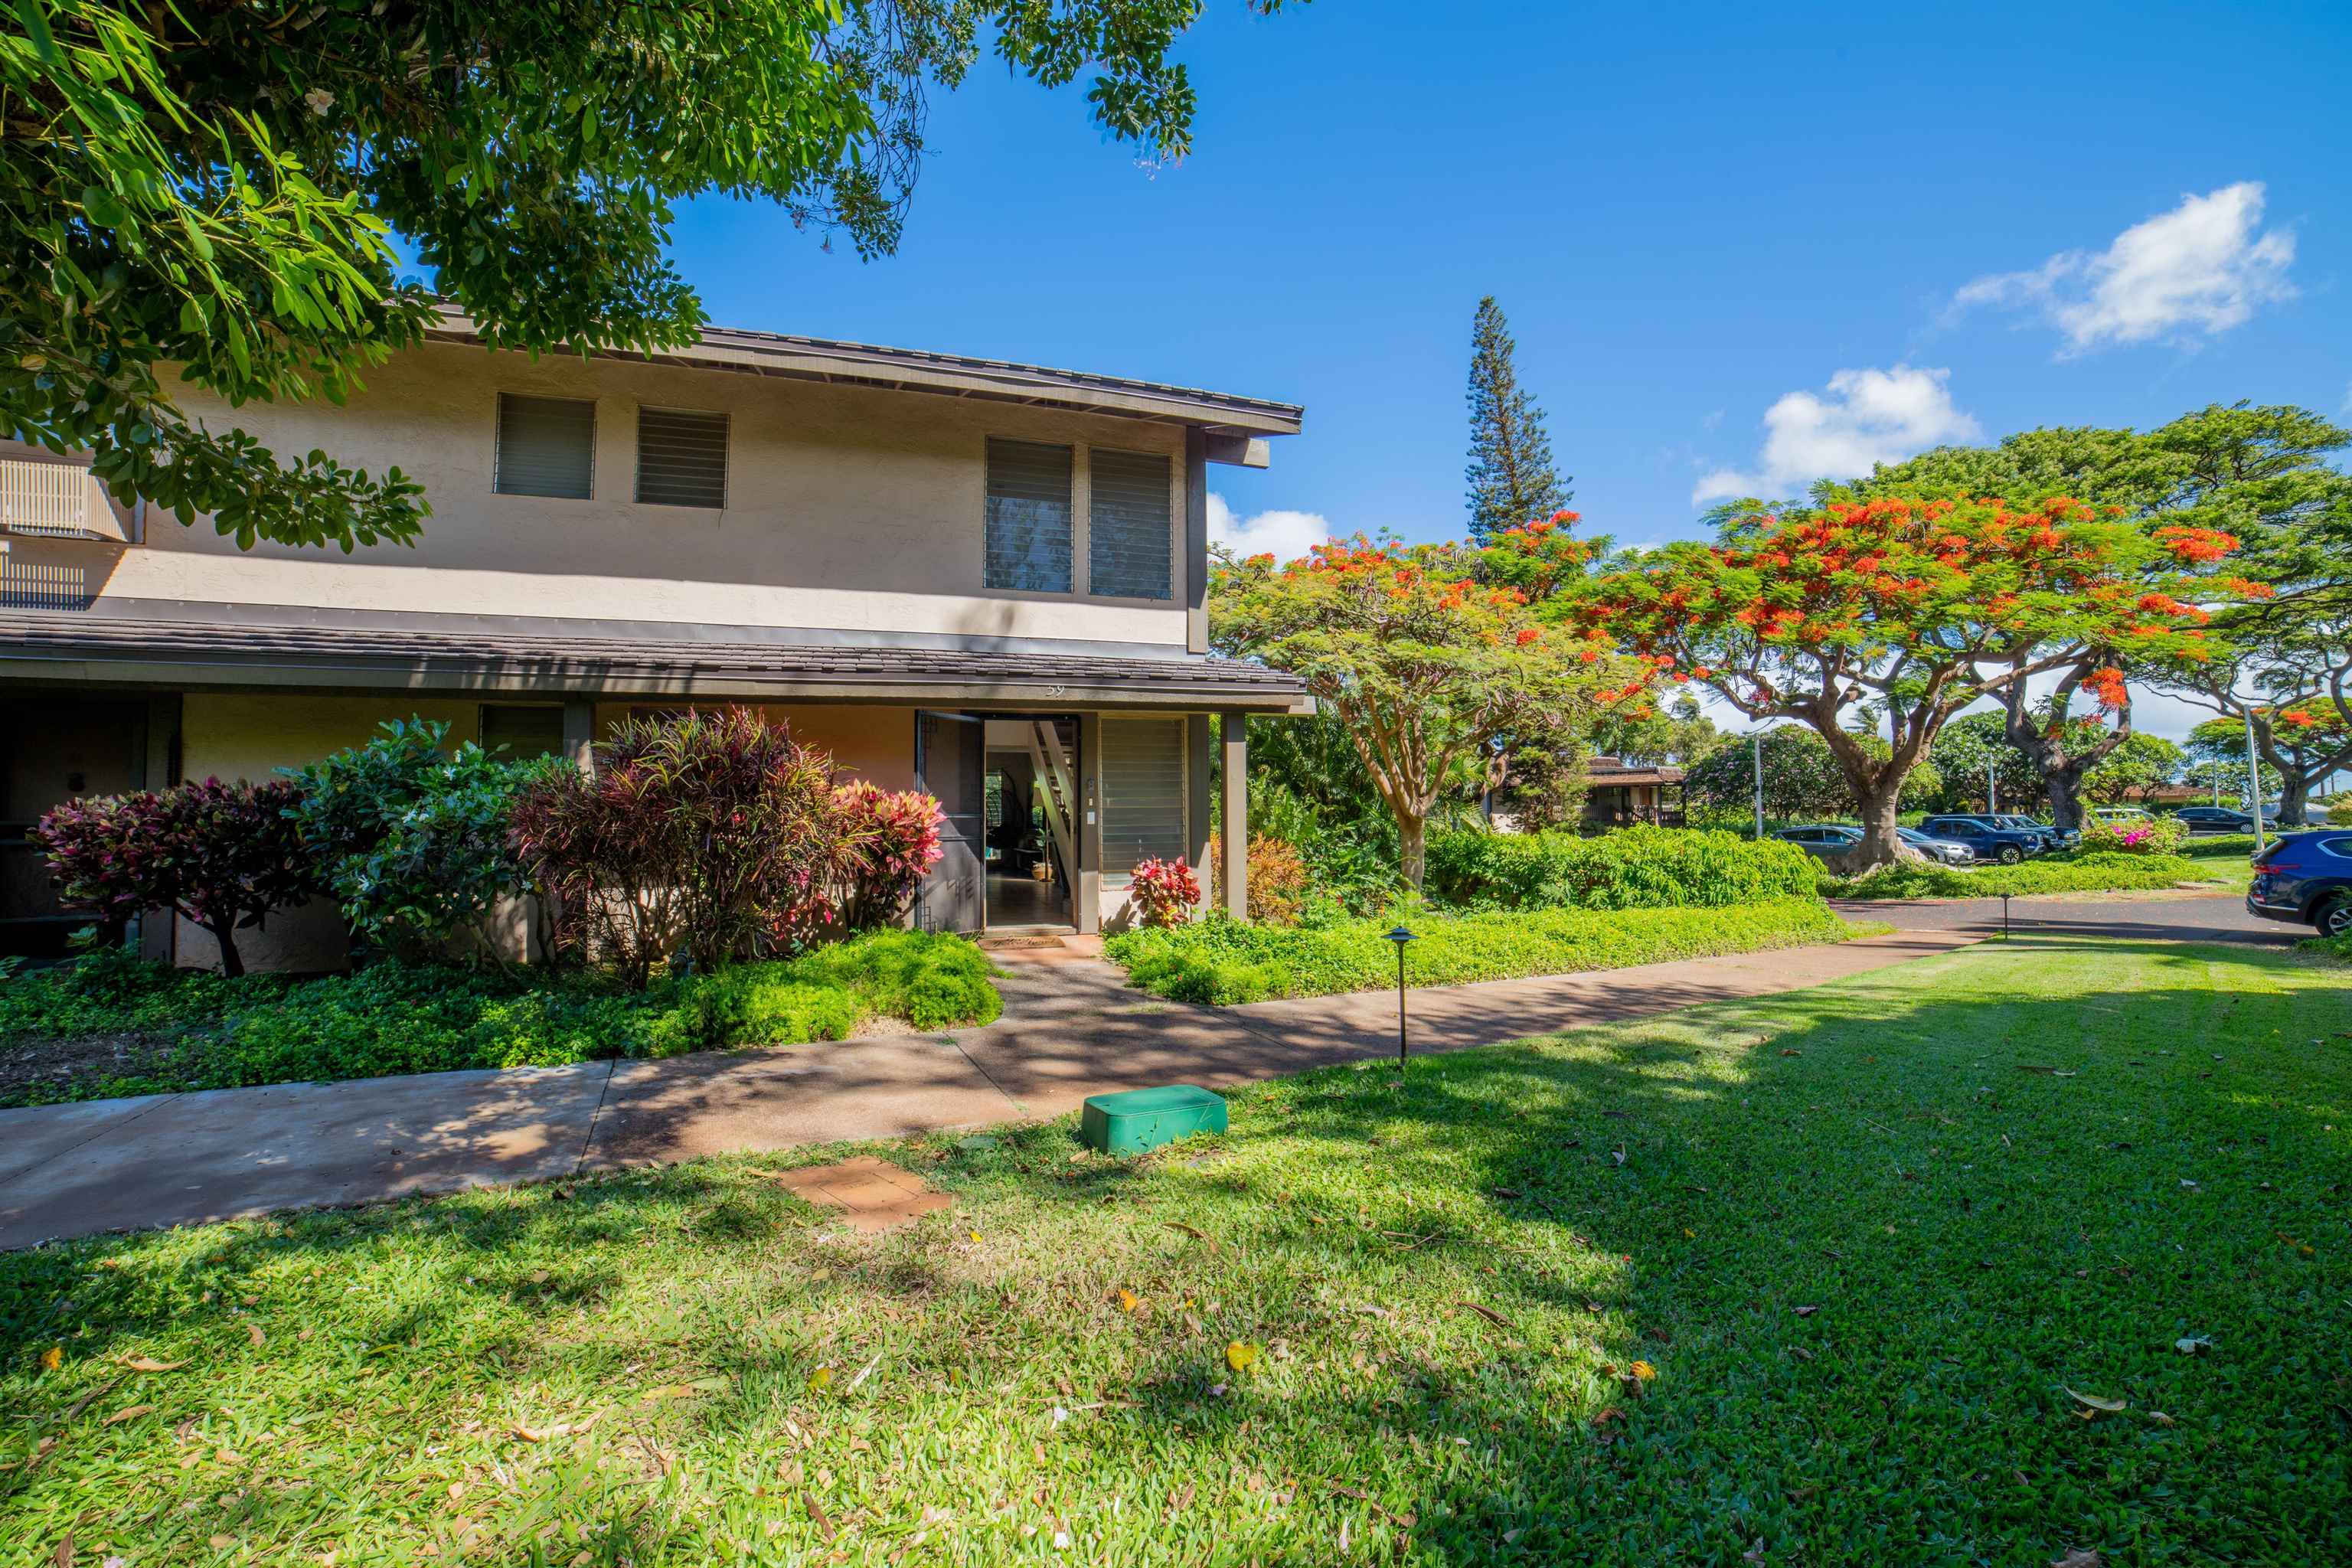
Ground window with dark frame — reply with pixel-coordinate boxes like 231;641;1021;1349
479;704;567;761
635;407;729;509
494;394;596;499
984;438;1073;593
1087;446;1173;599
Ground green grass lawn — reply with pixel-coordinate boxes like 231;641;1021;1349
4;938;2348;1565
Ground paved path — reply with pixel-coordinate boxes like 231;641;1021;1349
1;893;2277;1249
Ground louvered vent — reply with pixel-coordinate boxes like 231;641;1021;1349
985;439;1073;593
495;395;596;498
1088;447;1172;599
635;407;729;509
1102;718;1187;875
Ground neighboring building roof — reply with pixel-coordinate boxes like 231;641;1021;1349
425;306;1304;440
1586;755;1686;786
0;611;1315;714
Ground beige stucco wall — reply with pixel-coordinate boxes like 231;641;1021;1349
90;341;1191;648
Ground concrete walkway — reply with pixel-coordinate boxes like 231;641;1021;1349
2;924;2004;1249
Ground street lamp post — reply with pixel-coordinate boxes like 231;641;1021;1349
2243;707;2266;852
1751;731;1765;841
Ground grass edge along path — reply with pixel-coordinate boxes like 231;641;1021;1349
0;936;2344;1564
1106;897;1881;1004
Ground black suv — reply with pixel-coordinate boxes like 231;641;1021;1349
1918;815;2049;864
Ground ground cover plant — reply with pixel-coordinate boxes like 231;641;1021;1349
0;933;998;1109
1106;898;1864;1004
2;937;2345;1564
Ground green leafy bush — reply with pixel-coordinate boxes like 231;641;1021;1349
1830;851;2200;900
2302;930;2352;961
285;718;550;964
1426;825;1818;910
1;931;1000;1106
2179;833;2259;859
1106;897;1862;1004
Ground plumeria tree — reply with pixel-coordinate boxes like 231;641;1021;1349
1574;496;2252;871
1214;518;1641;887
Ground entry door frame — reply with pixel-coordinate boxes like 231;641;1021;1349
913;710;987;935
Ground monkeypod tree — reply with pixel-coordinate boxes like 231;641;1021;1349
1575;497;2246;872
1213;520;1638;887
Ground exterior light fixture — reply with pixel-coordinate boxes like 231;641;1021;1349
1383;925;1417;1063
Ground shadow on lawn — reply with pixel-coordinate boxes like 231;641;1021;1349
5;939;2348;1564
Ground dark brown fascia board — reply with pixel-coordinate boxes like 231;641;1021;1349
0;650;1318;715
425;309;1305;442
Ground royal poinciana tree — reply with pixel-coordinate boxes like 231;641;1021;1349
1575;496;2251;871
1839;405;2346;828
2179;688;2352;826
1214;520;1638;887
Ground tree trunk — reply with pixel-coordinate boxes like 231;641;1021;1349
2277;774;2310;828
2043;766;2089;835
207;919;247;978
1396;811;1428;890
1851;781;1907;872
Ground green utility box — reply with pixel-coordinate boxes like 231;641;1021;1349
1080;1084;1227;1156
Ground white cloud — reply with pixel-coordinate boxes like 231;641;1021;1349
1691;365;1979;503
1206;492;1334;567
1950;181;2295;354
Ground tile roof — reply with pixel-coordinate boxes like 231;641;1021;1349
0;612;1312;711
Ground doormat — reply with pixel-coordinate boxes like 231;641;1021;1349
977;933;1070;951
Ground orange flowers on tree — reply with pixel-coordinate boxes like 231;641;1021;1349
1214;524;1638;887
1571;495;2258;871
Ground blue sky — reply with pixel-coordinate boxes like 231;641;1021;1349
659;0;2350;744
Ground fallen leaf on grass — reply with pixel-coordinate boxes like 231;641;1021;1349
2066;1389;2127;1416
2148;1411;2176;1426
1168;1481;1194;1516
104;1404;154;1426
1225;1341;1259;1374
1454;1301;1519;1334
1628;1360;1657;1383
2173;1335;2212;1356
1793;1305;1819;1318
116;1357;185;1374
1163;1221;1219;1253
39;1346;61;1374
246;1322;266;1348
2050;1550;2102;1568
1116;1289;1139;1313
808;1366;832;1392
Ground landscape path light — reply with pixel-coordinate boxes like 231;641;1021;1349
1383;925;1418;1063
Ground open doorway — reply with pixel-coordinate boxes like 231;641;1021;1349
982;717;1078;931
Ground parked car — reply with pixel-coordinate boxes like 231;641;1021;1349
1897;827;1977;865
1994;813;2078;849
2177;805;2266;833
1772;825;1863;861
1917;815;2050;864
2089;805;2152;823
2246;831;2352;938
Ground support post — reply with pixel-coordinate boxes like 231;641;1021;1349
562;699;596;776
1186;712;1214;916
1220;711;1249;920
2244;706;2265;852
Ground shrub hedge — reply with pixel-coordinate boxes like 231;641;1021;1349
0;931;998;1107
1105;897;1866;1004
1425;825;1819;911
1828;851;2202;900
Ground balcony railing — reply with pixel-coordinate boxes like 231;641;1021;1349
0;458;127;541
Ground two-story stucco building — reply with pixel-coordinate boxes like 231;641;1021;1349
0;308;1310;965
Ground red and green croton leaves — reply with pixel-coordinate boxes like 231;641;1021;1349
1573;496;2259;724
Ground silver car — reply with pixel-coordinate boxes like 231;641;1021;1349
1899;827;1977;865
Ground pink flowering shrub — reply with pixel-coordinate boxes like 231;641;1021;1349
1129;856;1202;929
2080;815;2187;856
